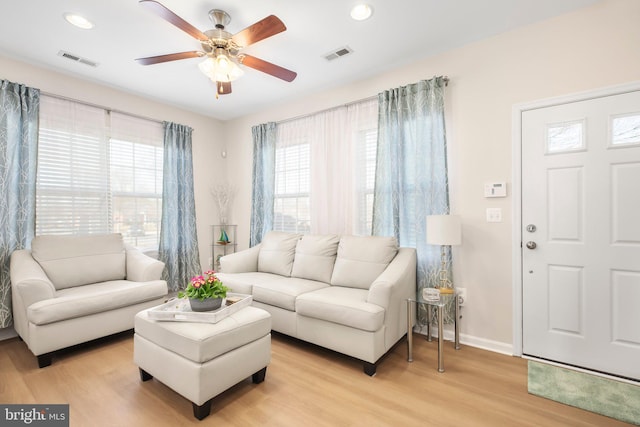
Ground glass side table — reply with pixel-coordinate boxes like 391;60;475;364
407;292;460;372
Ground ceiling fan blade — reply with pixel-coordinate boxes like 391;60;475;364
240;54;297;82
231;15;286;48
217;81;232;95
135;51;204;65
140;0;208;41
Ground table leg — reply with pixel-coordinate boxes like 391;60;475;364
454;294;460;350
437;305;444;373
407;299;413;362
427;305;432;342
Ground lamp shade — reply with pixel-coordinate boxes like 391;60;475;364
426;215;462;246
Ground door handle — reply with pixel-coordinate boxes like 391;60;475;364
526;241;537;250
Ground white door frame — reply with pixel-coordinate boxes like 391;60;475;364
511;80;640;356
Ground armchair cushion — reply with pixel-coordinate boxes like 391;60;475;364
27;279;167;326
31;234;126;290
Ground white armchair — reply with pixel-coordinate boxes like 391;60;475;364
11;233;167;367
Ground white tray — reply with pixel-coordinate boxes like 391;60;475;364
148;293;252;324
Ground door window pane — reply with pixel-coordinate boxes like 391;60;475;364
547;120;584;153
611;113;640;146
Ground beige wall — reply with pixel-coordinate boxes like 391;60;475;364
0;55;225;279
223;0;640;351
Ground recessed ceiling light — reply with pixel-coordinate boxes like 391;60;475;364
63;13;94;30
350;4;373;21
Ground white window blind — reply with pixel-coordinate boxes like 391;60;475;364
36;96;163;250
36;97;110;235
274;141;310;233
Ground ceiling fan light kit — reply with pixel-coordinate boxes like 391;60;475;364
136;0;297;98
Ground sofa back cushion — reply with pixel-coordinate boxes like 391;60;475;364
291;234;340;283
330;235;398;289
31;234;126;290
257;231;300;277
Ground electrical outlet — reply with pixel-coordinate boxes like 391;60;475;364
457;287;467;306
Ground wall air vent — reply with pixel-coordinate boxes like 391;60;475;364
57;50;98;67
323;46;353;61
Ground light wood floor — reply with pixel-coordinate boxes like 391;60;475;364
0;331;630;426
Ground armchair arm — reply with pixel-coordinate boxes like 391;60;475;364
10;250;56;308
219;244;261;273
125;245;165;282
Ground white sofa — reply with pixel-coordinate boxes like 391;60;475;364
10;233;168;367
217;231;416;375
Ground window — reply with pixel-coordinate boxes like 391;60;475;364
36;96;163;249
273;141;310;234
272;98;378;235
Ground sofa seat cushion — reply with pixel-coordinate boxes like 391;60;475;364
27;280;167;326
330;235;398;290
257;231;301;277
135;306;271;363
216;272;283;295
252;278;329;312
295;287;385;332
31;234;126;290
291;234;339;283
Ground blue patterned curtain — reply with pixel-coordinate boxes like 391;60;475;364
249;122;276;246
372;77;450;318
0;80;40;328
159;122;201;291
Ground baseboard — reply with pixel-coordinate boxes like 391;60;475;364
413;325;513;356
0;326;17;341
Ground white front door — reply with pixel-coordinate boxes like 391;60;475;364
521;89;640;381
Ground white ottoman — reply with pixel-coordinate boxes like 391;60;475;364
134;305;271;420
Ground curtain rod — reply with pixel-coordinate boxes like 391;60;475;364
41;91;164;125
275;75;449;126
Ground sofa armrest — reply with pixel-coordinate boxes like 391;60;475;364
219;244;261;273
125;245;165;282
10;250;56;308
367;247;417;309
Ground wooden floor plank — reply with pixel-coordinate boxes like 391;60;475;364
0;331;632;426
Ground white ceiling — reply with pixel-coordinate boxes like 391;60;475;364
0;0;598;121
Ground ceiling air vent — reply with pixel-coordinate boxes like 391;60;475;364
57;50;98;67
323;46;353;61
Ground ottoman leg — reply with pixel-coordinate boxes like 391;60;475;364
192;399;213;420
252;367;267;384
139;368;153;382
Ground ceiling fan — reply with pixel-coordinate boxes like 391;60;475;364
135;0;297;97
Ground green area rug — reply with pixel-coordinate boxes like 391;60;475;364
528;360;640;425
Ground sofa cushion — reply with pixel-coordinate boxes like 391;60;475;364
291;234;340;283
257;231;300;277
27;279;167;325
216;272;283;295
31;234;126;290
330;235;398;289
296;287;385;332
252;277;329;311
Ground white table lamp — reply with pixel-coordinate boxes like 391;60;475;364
426;215;462;294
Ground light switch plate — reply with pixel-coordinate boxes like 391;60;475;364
486;208;502;222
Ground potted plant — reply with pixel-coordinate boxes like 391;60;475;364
178;270;229;312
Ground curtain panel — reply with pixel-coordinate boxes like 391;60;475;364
159;122;201;291
372;76;452;321
250;122;277;246
0;80;40;328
